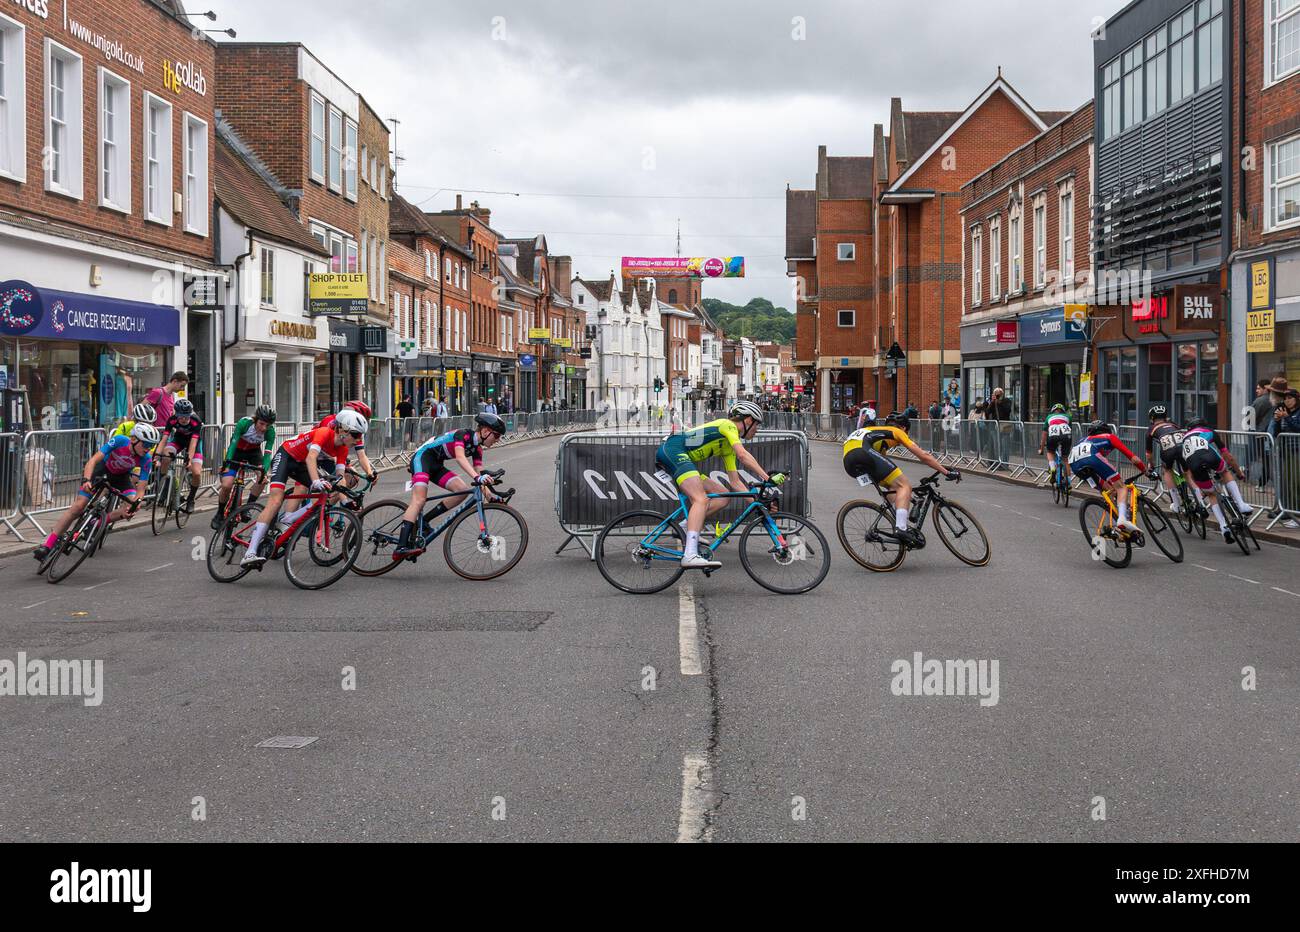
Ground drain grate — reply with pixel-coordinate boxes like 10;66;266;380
256;736;319;749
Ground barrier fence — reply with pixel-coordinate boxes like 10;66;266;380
0;410;604;542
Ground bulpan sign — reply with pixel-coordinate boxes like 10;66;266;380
621;257;745;279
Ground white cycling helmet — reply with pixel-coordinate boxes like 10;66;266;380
132;402;156;423
131;423;160;445
334;409;368;434
729;400;764;424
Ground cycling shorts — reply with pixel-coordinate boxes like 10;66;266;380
221;447;264;479
843;446;902;486
1183;449;1225;491
268;448;338;492
80;462;138;500
1069;454;1118;488
410;448;464;490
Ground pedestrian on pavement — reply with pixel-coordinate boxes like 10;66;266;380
903;401;919;420
396;397;414;419
422;395;436;417
436;397;449;418
1268;388;1300;527
928;400;942;420
856;401;877;429
988;387;1011;421
145;371;189;427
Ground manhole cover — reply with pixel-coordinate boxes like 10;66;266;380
256;736;319;749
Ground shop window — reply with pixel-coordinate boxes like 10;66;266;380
98;69;131;212
1102;346;1138;425
45;40;83;198
0;15;27;182
1269;0;1300;84
183;113;208;235
1169;244;1194;269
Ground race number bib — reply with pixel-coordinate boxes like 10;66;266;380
654;469;673;485
1158;432;1182;452
857;474;874;487
1068;442;1094;464
1048;423;1071;437
1182;435;1210;457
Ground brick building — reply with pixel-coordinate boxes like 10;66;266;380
0;0;219;430
215;42;393;416
387;193;447;412
787;74;1063;415
959;101;1094;423
663;303;694;406
1229;0;1300;417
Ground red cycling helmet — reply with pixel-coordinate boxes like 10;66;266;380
344;400;373;419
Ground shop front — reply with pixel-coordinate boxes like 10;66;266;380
1232;250;1300;414
1018;306;1088;423
516;354;538;413
395;355;444;413
441;354;471;415
0;281;181;432
960;319;1020;418
226;310;330;426
1093;283;1225;427
473;357;505;411
360;326;395;419
325;320;362;415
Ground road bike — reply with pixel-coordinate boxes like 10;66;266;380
350;468;528;580
38;478;140;584
210;461;267;531
1215;481;1259;556
837;471;991;572
1049;457;1072;507
151;448;195;534
1171;469;1208;540
1078;476;1183;569
206;472;366;590
594;473;831;595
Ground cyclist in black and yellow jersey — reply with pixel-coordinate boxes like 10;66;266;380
843;411;958;548
656;400;778;569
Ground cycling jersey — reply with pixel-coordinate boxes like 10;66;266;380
842;426;909;486
1043;413;1073;452
1180;428;1227;490
656;418;742;485
410;429;484;488
110;419;136;441
83;435;153;498
1067;432;1139;486
222;417;276;476
1147;422;1186;468
162;414;203;445
280;425;352;463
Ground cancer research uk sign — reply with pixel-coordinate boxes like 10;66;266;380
0;281;180;346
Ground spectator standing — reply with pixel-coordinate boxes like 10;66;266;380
395;397;414;419
436;397;449;418
422;395;436;418
145;371;189;426
988;387;1012;421
856;401;878;429
928;400;942;420
483;399;498;416
1268;388;1300;527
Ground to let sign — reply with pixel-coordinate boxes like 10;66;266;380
1246;309;1275;353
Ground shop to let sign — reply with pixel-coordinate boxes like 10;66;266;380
308;274;368;316
1246;309;1275;353
1250;260;1272;310
527;328;551;343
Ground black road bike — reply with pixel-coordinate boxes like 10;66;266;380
837;471;991;572
38;478;140;584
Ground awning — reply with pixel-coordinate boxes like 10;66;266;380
1;280;180;346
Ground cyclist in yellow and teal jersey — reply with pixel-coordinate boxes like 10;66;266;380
655;401;778;569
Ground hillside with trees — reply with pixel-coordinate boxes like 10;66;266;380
699;298;795;343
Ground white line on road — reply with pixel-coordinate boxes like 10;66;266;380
676;753;716;843
678;581;702;676
1272;587;1300;598
22;600;51;610
1050;522;1064;528
1029;515;1043;521
82;579;117;591
1193;564;1218;572
1228;574;1261;585
144;562;174;573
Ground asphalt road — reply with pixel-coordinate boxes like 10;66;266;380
1;433;1295;842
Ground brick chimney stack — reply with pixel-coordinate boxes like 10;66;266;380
552;256;573;298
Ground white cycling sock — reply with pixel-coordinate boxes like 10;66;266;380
896;507;909;531
1210;503;1227;532
1118;498;1131;525
247;522;269;553
1224;480;1250;510
685;531;699;558
280;503;312;525
1167;486;1178;506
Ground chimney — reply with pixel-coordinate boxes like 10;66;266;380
455;194;462;210
552;256;572;298
468;200;491;226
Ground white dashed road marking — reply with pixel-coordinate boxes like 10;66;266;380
678;581;702;676
676;753;716;843
1228;574;1260;585
1272;587;1300;598
22;600;52;610
1193;564;1219;572
145;562;174;573
81;579;117;591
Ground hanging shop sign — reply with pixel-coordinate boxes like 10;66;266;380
1172;284;1221;327
528;328;551;343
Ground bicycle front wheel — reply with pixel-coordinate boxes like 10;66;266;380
932;499;992;566
444;503;529;580
1138;496;1183;563
1175;487;1194;533
284;507;361;590
207;502;260;584
1222;500;1251;556
836;500;905;572
151;475;172;535
738;511;831;594
350;499;407;577
46;511;105;584
595;510;686;594
1078;500;1131;568
175;481;192;529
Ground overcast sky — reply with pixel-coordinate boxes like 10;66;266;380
207;0;1102;306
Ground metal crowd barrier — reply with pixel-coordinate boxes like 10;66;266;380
13;428;107;537
1267;433;1300;530
0;432;22;538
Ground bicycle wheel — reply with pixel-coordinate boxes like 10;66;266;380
175;479;192;530
151;474;172;535
45;510;105;584
207;502;260;583
284;506;360;590
1138;496;1183;563
444;502;529;580
738;511;831;594
1175;486;1194;533
1239;514;1260;552
1060;472;1071;508
1078;500;1131;569
1052;469;1062;505
1221;499;1251;556
350;499;408;577
932;499;992;567
595;510;686;594
1193;501;1207;539
836;500;906;572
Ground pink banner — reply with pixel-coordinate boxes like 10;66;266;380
621;256;745;278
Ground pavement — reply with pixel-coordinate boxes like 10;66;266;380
1;432;1295;842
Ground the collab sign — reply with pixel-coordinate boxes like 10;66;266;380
0;280;180;346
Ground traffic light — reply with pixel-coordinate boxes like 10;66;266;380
785;378;794;393
653;377;664;394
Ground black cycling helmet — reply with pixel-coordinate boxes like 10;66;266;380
1147;403;1168;421
1185;415;1212;430
254;404;276;424
173;398;194;418
476;412;506;436
884;411;910;432
1086;419;1112;436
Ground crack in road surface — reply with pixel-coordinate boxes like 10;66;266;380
677;587;726;842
